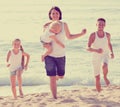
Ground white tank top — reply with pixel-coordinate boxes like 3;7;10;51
92;32;109;54
9;50;22;71
49;22;66;57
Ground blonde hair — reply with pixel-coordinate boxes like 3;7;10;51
49;21;62;34
13;38;21;43
12;38;23;51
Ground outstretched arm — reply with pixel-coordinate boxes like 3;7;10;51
64;23;86;40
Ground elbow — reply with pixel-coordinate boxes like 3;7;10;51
67;36;73;40
27;54;30;59
66;34;73;40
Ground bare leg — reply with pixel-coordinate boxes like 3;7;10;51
10;75;17;99
56;75;64;80
50;76;57;99
102;63;110;86
95;75;101;92
17;71;23;97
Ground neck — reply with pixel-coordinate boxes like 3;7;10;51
13;48;19;52
97;30;104;38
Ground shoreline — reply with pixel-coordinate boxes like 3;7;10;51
0;85;120;107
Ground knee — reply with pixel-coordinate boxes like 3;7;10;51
102;63;108;69
95;75;100;81
11;84;16;89
59;76;64;79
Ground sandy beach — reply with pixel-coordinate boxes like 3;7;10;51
0;85;120;107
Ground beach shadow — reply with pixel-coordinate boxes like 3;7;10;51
60;98;77;103
79;96;120;107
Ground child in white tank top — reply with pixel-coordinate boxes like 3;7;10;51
6;38;30;99
87;18;114;92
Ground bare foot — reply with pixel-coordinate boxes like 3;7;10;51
105;79;110;86
53;95;57;99
11;97;17;100
19;89;24;98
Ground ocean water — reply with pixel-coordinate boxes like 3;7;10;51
0;0;120;88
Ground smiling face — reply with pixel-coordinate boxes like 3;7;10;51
96;20;106;31
50;9;60;21
49;7;62;21
12;39;21;49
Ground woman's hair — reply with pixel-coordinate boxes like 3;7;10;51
49;6;62;20
20;45;24;52
20;45;24;68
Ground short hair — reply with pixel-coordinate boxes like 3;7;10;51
48;6;62;20
49;21;62;33
13;38;21;43
97;18;106;23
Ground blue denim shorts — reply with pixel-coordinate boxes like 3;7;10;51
10;66;23;76
45;56;66;76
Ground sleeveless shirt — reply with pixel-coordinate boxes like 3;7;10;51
49;22;65;57
9;50;22;71
92;32;109;55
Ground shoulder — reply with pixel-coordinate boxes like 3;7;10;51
88;32;96;43
63;22;67;26
105;32;111;39
7;50;12;57
43;22;52;28
8;50;12;54
90;32;96;39
63;22;68;30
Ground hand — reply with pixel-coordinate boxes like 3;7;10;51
97;48;103;53
81;29;87;35
24;65;28;71
61;44;65;48
41;55;45;62
110;53;114;59
6;64;10;67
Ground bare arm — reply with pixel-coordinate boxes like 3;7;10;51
22;52;30;70
50;35;65;48
106;33;114;58
64;23;86;40
6;51;11;67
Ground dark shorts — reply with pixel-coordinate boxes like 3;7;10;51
44;56;66;76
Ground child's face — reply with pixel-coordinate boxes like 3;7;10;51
13;41;21;49
96;21;105;31
50;24;61;34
